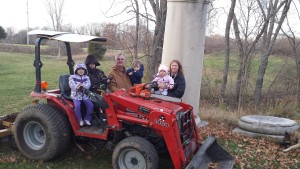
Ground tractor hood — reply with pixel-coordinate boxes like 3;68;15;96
110;90;184;115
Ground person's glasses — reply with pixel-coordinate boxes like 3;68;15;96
117;58;124;61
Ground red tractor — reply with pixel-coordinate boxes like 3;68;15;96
1;30;233;169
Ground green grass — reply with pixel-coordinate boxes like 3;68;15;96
0;52;115;116
0;52;35;114
0;52;64;114
202;53;296;100
1;51;296;116
203;53;292;81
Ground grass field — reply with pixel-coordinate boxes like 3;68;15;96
1;51;295;116
1;51;299;168
0;52;36;115
202;53;295;95
0;52;115;116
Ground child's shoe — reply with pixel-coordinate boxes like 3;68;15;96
85;120;91;126
79;120;84;127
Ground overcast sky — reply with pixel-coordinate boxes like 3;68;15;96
1;0;300;36
0;0;133;31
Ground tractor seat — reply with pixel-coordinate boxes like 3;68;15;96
59;74;72;100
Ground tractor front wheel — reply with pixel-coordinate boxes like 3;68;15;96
112;136;159;169
14;104;71;161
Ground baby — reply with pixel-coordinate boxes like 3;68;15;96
152;64;174;95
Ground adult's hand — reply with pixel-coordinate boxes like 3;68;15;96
157;83;166;89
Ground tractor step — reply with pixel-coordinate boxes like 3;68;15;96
78;126;105;134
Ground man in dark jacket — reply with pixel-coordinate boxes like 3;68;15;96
85;55;109;93
85;54;109;128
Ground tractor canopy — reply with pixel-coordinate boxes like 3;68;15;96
28;30;115;45
28;30;114;93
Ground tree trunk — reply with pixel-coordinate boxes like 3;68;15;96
221;0;236;101
296;57;300;112
142;0;151;56
58;42;61;59
147;0;167;80
232;14;245;104
254;0;292;106
134;0;139;59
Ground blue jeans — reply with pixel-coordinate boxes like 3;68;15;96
73;99;93;122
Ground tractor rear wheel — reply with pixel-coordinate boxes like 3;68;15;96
112;136;159;169
14;104;71;161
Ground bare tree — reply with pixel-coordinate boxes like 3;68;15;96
118;24;136;57
102;23;119;46
142;0;151;56
281;12;300;112
233;13;247;111
146;0;167;79
117;0;141;59
254;0;292;106
80;23;104;36
133;0;139;59
44;0;65;58
229;0;291;110
103;0;166;79
2;27;15;43
221;0;236;101
44;0;64;31
232;0;265;110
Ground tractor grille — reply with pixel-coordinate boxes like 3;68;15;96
176;109;196;158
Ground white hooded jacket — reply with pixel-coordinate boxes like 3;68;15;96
69;63;91;100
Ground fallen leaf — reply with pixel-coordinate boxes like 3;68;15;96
9;156;16;162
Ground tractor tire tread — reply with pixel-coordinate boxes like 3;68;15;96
112;136;159;169
14;104;71;161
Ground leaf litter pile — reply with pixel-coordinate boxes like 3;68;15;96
199;121;299;169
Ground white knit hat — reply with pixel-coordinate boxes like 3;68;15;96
158;64;169;72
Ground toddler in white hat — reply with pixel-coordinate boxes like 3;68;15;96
152;64;174;95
